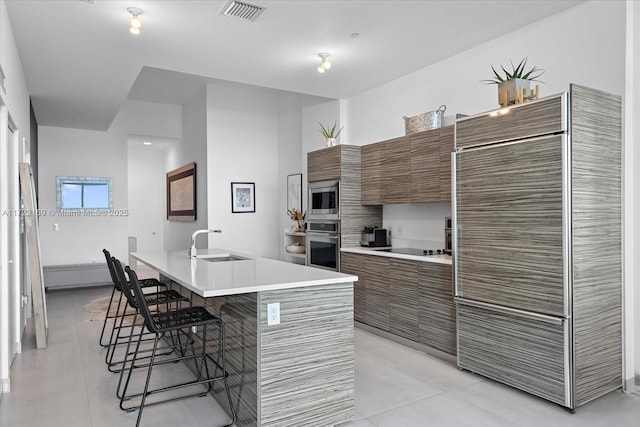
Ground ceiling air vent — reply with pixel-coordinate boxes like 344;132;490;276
219;0;266;22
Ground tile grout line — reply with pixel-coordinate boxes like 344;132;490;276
73;290;97;427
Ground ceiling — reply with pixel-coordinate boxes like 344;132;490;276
6;0;584;132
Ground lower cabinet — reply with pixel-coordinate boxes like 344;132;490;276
389;259;419;341
418;262;456;355
342;252;456;355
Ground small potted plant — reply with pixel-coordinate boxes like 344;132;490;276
319;121;344;147
481;57;544;106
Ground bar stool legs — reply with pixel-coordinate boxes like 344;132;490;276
115;265;236;427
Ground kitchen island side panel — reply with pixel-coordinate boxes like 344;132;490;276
570;84;623;405
169;283;259;427
258;283;355;427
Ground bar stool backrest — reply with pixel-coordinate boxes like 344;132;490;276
111;256;140;310
103;249;124;293
125;265;159;334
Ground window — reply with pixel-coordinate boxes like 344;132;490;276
56;176;113;211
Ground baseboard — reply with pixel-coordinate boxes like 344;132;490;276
43;263;111;289
354;321;457;365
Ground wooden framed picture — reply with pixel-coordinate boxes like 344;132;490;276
231;182;255;213
167;162;196;221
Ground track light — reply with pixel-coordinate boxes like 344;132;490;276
317;53;331;73
127;7;143;35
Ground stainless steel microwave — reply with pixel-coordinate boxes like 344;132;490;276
308;180;339;220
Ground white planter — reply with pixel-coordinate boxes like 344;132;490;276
325;137;336;147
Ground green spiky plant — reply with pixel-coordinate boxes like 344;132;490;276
318;121;344;139
480;57;545;85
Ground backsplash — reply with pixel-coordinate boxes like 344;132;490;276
382;202;451;249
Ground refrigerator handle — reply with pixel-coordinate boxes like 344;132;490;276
452;151;459;297
455;297;566;325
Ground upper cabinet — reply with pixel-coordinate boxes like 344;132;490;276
362;125;454;205
308;145;341;182
361;141;386;205
385;136;411;204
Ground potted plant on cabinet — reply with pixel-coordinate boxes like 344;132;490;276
481;57;544;106
319;121;344;147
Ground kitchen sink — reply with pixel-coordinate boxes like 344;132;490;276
196;254;249;262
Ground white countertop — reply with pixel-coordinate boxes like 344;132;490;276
131;248;357;297
341;247;452;265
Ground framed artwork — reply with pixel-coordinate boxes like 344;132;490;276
167;162;196;221
287;173;302;213
231;182;255;213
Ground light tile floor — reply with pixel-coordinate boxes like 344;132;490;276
1;286;638;427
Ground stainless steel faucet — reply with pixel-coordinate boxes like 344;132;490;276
188;229;222;258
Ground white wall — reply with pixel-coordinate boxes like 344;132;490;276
37;126;128;265
38;100;182;264
163;89;208;252
206;82;280;258
128;144;167;253
384;203;451;249
0;0;33;394
346;1;625;146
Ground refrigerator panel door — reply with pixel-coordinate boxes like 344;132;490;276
455;134;566;316
457;302;570;407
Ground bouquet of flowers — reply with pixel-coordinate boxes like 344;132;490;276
287;208;305;232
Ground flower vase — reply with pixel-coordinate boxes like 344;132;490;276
325;137;336;147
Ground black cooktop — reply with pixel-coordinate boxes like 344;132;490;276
377;248;448;256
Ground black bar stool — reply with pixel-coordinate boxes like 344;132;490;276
99;249;167;348
117;264;236;427
103;254;189;373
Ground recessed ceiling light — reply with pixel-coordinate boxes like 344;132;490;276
143;141;152;146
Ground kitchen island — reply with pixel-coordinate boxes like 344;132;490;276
131;249;356;427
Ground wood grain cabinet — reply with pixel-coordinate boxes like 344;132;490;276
364;256;390;331
389;259;419;341
307;145;341;182
418;262;456;355
438;126;454;201
385;136;411;204
410;129;440;202
341;253;367;323
342;251;456;356
361;141;386;205
362;125;454;205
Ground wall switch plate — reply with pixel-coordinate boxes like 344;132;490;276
267;302;280;325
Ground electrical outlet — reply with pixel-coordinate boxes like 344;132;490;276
267;302;280;326
397;225;404;237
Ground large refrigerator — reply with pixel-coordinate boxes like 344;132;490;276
453;84;622;409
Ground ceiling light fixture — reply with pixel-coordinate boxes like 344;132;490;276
127;7;143;35
143;141;152;146
317;53;331;73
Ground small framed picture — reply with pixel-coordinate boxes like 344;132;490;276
231;182;255;213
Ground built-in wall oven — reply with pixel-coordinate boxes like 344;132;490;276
308;180;339;220
306;220;340;271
